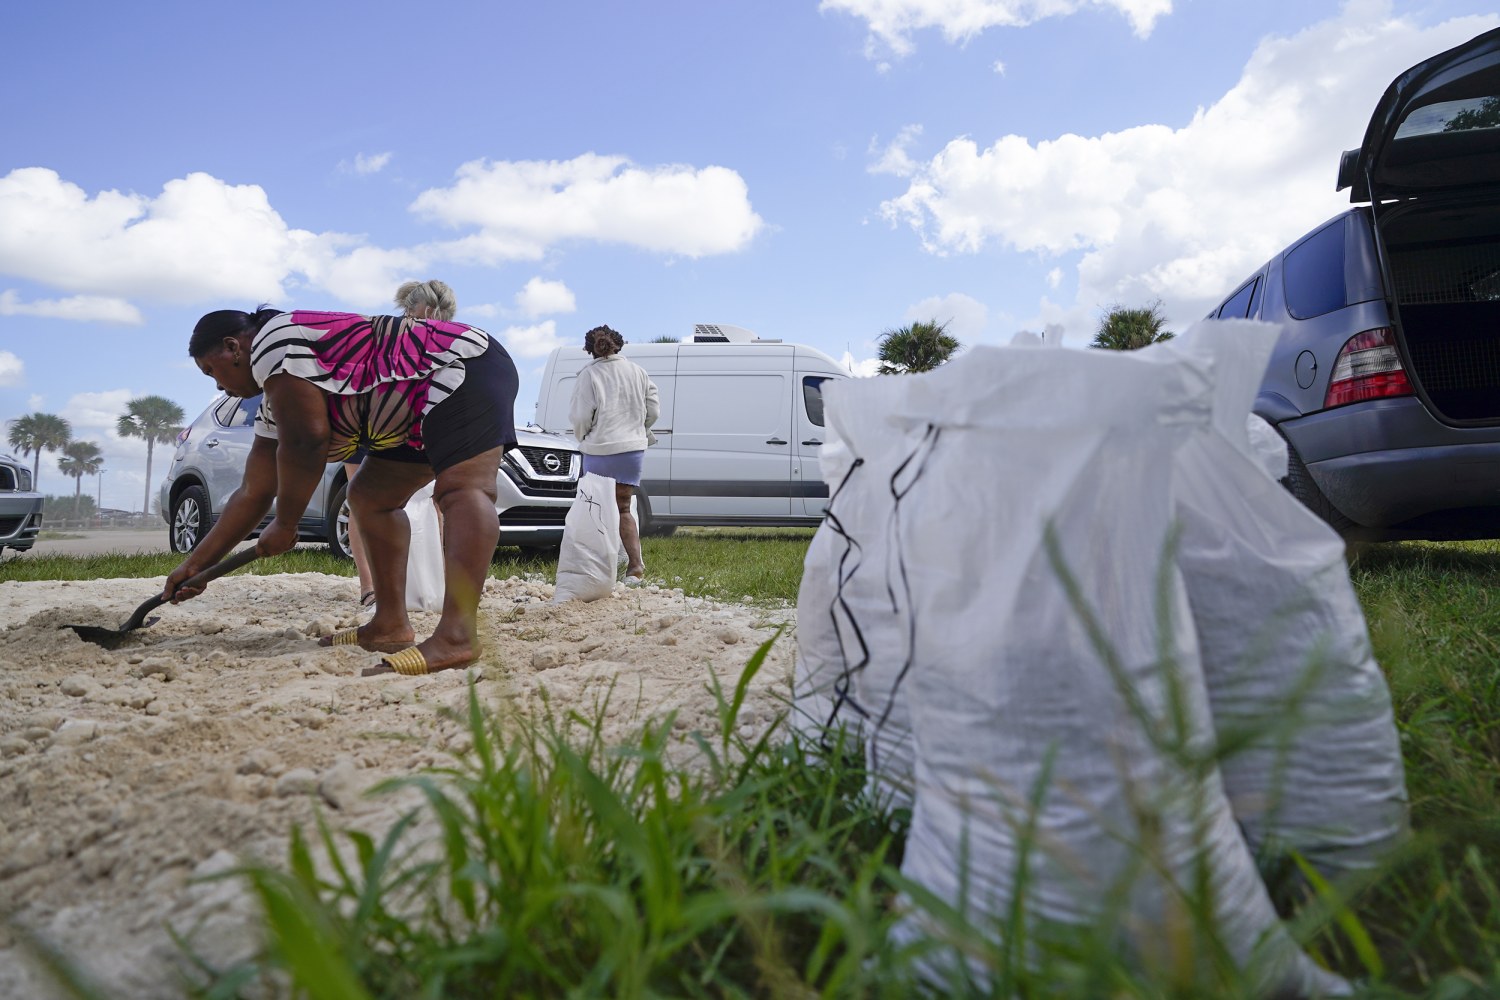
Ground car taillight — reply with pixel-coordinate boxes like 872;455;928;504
175;427;191;446
1323;327;1413;409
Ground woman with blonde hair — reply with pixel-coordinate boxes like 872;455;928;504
345;280;459;605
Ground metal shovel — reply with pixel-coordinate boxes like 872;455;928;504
64;547;262;649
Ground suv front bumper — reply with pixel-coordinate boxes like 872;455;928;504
0;497;43;551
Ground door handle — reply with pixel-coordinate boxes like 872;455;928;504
204;438;220;448
653;428;671;435
766;437;788;446
802;439;822;446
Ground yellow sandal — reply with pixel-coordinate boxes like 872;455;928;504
318;628;413;654
380;647;430;676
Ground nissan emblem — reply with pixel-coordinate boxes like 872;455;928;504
543;452;562;473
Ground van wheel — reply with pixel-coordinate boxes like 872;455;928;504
170;485;208;553
1284;441;1355;535
634;488;676;538
327;481;354;560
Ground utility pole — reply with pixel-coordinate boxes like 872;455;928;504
97;470;105;515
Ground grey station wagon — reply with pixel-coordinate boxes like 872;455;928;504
160;393;581;557
1212;28;1500;541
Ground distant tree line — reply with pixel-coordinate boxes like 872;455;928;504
6;394;186;510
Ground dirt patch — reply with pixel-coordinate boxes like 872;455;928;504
0;572;795;998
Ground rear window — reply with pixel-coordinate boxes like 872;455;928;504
1283;220;1348;319
1395;96;1500;137
1217;277;1261;319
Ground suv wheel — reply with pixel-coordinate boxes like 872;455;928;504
327;481;354;560
1284;441;1355;536
170;485;208;553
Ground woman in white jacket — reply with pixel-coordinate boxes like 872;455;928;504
569;325;659;584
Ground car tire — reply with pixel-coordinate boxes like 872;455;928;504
326;481;354;560
634;487;675;538
170;485;208;553
1284;440;1355;536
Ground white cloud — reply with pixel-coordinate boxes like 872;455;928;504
903;292;988;343
824;0;1171;60
0;350;21;386
0;168;322;304
840;350;882;377
0;288;143;324
351;152;393;175
293;241;432;311
60;388;133;435
411;153;765;259
868;125;925;178
992;59;1007;75
499;320;568;359
877;5;1500;329
0;152;762;316
515;277;577;318
1046;267;1062;289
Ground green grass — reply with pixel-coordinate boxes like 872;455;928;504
1339;541;1500;992
8;535;1500;997
0;527;813;606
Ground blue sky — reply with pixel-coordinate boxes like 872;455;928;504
2;0;1497;511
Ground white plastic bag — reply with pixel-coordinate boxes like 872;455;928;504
1157;324;1408;881
793;376;921;809
814;342;1345;995
554;472;621;603
403;482;444;613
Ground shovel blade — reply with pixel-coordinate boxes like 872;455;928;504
65;616;160;649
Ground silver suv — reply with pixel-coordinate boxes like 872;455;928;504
0;451;43;554
159;394;580;557
1211;28;1500;541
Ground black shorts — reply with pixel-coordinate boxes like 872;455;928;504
371;338;518;473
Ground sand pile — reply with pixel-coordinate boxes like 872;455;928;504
0;571;795;998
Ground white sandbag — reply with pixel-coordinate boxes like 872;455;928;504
861;344;1344;996
1156;324;1408;880
553;473;621;603
792;374;931;809
403;482;444;613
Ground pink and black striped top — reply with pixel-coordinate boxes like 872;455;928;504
249;311;492;460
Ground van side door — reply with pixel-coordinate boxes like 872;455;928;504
794;373;842;517
668;347;794;518
637;353;677;515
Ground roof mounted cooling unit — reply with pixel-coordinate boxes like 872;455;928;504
690;323;760;343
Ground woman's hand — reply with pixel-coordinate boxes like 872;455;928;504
163;558;209;604
255;518;300;558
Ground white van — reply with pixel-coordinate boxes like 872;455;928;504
535;324;849;533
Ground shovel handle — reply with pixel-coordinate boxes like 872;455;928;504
160;547;262;606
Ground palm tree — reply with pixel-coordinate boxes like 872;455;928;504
877;319;960;375
7;411;72;489
117;395;185;514
58;440;105;503
1090;302;1175;351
